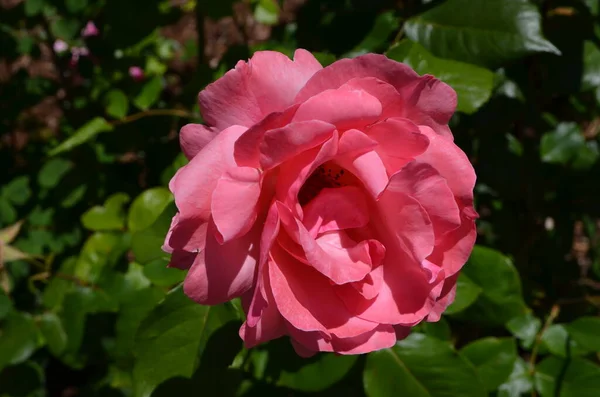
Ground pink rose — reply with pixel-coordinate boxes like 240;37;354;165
128;66;144;82
164;50;478;356
53;39;69;54
81;21;99;37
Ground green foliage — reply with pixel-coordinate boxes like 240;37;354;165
364;334;487;397
2;0;600;395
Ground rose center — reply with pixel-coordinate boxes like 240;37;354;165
298;162;357;206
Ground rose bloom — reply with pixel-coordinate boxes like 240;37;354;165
163;50;478;356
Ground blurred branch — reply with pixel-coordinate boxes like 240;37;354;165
195;2;206;65
112;109;199;126
529;305;560;377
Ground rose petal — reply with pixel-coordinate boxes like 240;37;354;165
288;324;396;355
376;187;435;263
259;120;336;169
415;126;476;202
199;49;322;131
170;125;247;221
337;150;389;198
183;220;259;305
211;167;262;243
179;123;219;160
296;54;456;137
277;202;374;284
302;186;370;237
338;129;378;157
366;117;430;174
389;162;461;242
292;87;382;130
276;132;339;216
339;246;438;325
268;243;379;338
427;209;477;277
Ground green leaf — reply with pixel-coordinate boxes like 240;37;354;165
143;258;185;287
2;176;31;205
461;337;517;391
131;202;176;264
65;0;87;13
24;0;45;16
459;246;527;325
541;122;585;164
74;232;129;283
0;313;40;372
104;89;129;119
566;317;600;352
506;312;542;349
364;333;487;397
0;291;11;320
49;117;113;156
50;18;80;40
0;199;17;224
444;273;482;315
404;0;559;68
312;52;337;67
582;41;600;90
42;257;77;310
541;324;592;358
133;77;163;110
540;122;598;169
81;193;130;231
345;11;399;57
38;158;73;189
114;287;165;363
535;356;600;397
278;354;357;392
132;287;237;397
60;286;118;360
584;0;599;15
497;357;534;397
386;40;494;114
128;187;173;232
254;0;279;25
0;361;45;397
38;312;67;356
421;317;452;341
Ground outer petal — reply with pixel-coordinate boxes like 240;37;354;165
427;209;477;277
289;324;396;355
268;243;379;338
366;118;430;174
415;126;476;203
338;247;440;325
170;125;247;221
164;214;208;270
390;162;461;242
199;50;322;131
179;123;219;160
240;272;287;348
259;120;336;169
211;167;262;243
183;220;259;305
246;202;281;327
292;87;382;130
296;54;456;137
376;187;435;264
